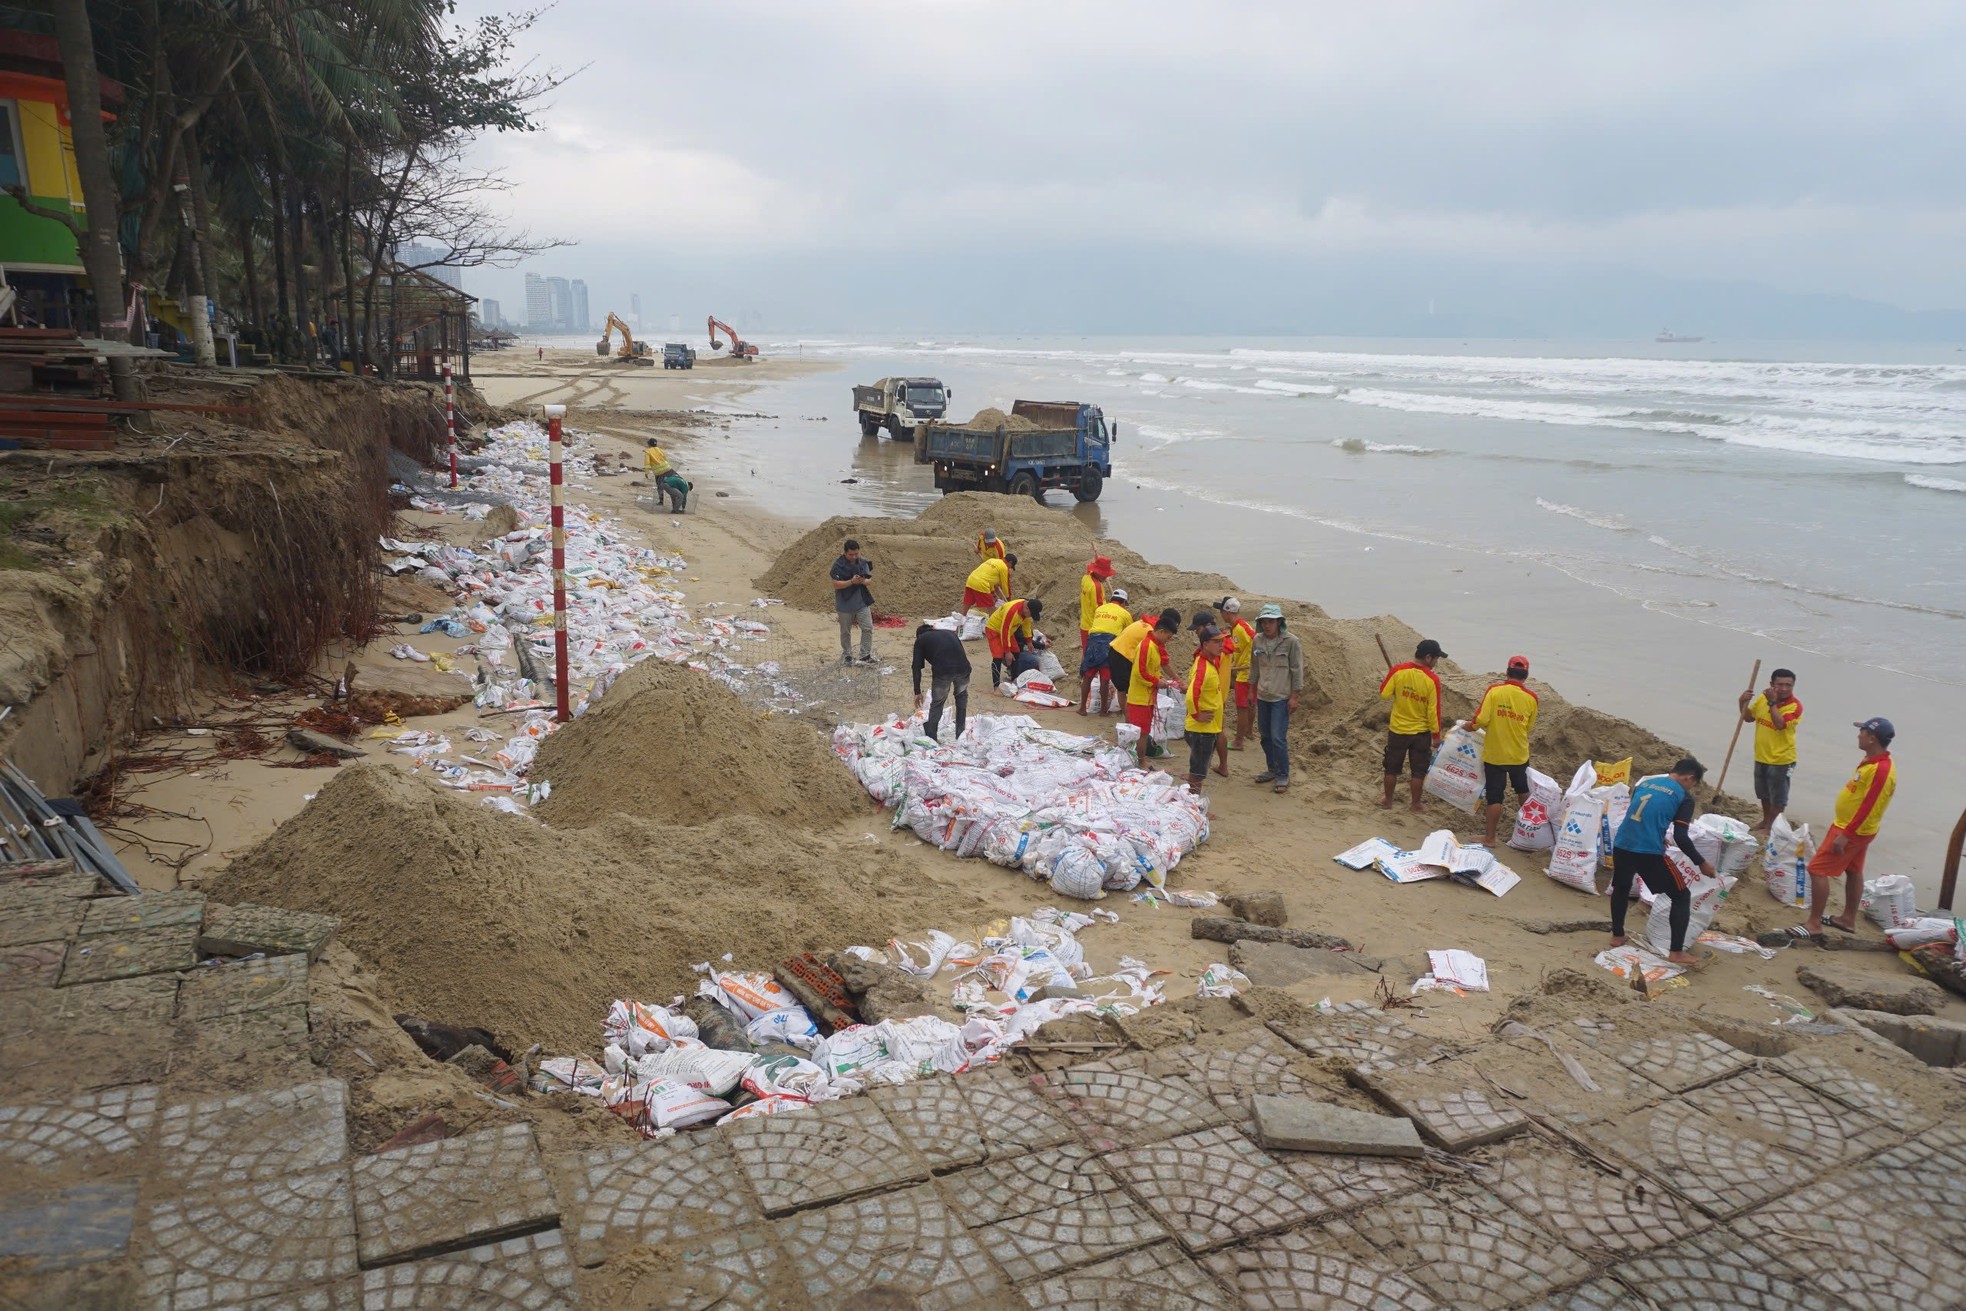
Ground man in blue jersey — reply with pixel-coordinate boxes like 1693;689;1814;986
1609;758;1716;966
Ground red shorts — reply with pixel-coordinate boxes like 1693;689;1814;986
1126;701;1155;734
1080;628;1091;650
1234;682;1252;709
1806;826;1874;880
961;587;994;613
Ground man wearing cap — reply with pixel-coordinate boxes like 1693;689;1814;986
984;596;1044;687
1797;718;1898;938
1379;640;1447;812
961;553;1016;614
1739;668;1803;833
1468;655;1540;847
1080;556;1116;652
977;529;1007;562
1079;588;1132;716
1249;603;1303;793
1183;625;1229;791
1124;609;1182;767
1215;597;1257;758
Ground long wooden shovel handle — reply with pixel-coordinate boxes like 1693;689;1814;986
1712;658;1762;797
1375;634;1394;670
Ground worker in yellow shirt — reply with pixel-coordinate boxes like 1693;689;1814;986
960;554;1016;614
1123;608;1182;767
1738;667;1802;833
1467;654;1540;847
984;597;1043;687
1182;625;1229;791
1078;589;1131;716
1213;596;1256;760
643;439;690;513
1379;638;1447;812
1079;556;1116;651
977;529;1006;562
1796;717;1897;939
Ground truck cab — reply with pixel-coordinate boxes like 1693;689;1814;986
662;343;696;370
853;376;949;439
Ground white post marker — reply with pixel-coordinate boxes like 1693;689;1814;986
443;359;457;488
545;403;571;722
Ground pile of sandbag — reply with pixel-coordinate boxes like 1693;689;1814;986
1761;815;1812;906
1543;762;1631;894
834;711;1210;899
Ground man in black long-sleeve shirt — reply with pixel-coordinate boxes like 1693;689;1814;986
912;624;973;742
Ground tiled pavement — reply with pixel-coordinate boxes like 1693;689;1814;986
6;875;1966;1308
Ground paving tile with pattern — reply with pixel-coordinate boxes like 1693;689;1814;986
57;924;198;985
1163;1031;1337;1124
1017;1242;1237;1310
552;1133;760;1266
137;1164;358;1308
0;1084;157;1175
0;895;82;949
0;939;67;990
1035;1066;1228;1151
724;1097;927;1216
1583;1098;1821;1218
198;902;340;960
78;890;205;937
1334;1183;1594;1311
941;1141;1163;1282
871;1076;986;1170
1354;1065;1528;1151
1605;1032;1755;1094
352;1123;559;1265
178;954;312;1021
1107;1125;1322;1253
1729;1182;1966;1311
582;1224;802;1311
1482;1142;1707;1261
155;1079;349;1191
1203;1225;1442;1311
951;1067;1076;1158
775;1183;1008;1311
1271;1148;1431;1221
1515;1277;1652;1311
1681;1069;1899;1164
362;1227;578;1311
1608;1227;1842;1311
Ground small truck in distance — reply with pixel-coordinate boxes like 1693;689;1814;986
852;377;950;439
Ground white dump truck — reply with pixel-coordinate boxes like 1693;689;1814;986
851;376;950;440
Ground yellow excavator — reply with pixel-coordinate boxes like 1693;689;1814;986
596;313;653;364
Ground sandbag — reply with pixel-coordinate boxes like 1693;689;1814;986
960;611;987;641
1694;814;1759;878
1037;650;1067;680
1507;767;1562;851
1423;725;1485;814
1596;783;1631;870
1645;856;1733;955
1150;689;1184;742
1762;815;1812;907
1862;874;1919;930
1594;757;1632;788
1547;792;1606;894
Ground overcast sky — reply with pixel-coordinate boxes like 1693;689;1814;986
458;1;1966;334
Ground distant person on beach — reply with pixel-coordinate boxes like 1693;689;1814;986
1183;625;1229;791
985;597;1044;686
1468;655;1540;846
1796;717;1897;939
912;623;972;742
1380;639;1447;812
831;539;876;665
1610;758;1715;966
643;439;690;513
1079;588;1131;716
1080;556;1116;651
1125;608;1182;767
977;529;1006;562
1215;597;1256;757
962;553;1015;613
1740;668;1803;833
1249;604;1303;793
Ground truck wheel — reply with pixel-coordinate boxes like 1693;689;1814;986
886;418;906;441
1009;471;1041;501
1074;468;1104;502
859;413;879;438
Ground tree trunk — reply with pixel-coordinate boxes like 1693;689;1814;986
269;169;290;351
176;125;217;366
340;147;359;372
287;187;312;362
49;0;137;399
238;217;260;331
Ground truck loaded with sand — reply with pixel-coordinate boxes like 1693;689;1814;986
917;400;1115;501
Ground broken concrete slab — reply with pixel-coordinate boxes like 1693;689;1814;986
0;890;85;949
1797;962;1945;1017
351;1122;559;1265
1224;892;1287;927
176;953;310;1021
198;903;339;961
58;926;198;986
1251;1096;1424;1158
1229;941;1375;987
1190;917;1351;950
78;891;205;938
287;727;365;759
826;949;933;1023
1827;1009;1966;1068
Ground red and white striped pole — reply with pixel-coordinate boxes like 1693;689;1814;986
545;403;571;722
443;359;457;488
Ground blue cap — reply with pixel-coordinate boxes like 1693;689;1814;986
1853;716;1895;744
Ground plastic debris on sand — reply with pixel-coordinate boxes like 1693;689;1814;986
833;710;1211;899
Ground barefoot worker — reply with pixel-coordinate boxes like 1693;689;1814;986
1740;668;1802;833
830;538;876;666
911;623;972;743
1214;597;1256;755
1379;639;1447;812
1798;717;1897;938
1183;625;1229;792
1609;758;1716;967
961;553;1016;614
1249;604;1302;793
1079;556;1116;653
1469;655;1540;847
984;597;1044;687
1079;588;1131;716
1124;608;1182;767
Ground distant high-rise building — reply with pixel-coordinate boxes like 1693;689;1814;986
630;293;642;328
397;242;462;290
570;280;591;334
524;273;551;328
479;299;502;328
546;276;571;330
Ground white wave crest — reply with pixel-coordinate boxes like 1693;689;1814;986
1535;497;1634;532
1330;438;1438;455
1905;474;1966;493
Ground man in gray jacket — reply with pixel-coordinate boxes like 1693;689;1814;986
1248;603;1303;793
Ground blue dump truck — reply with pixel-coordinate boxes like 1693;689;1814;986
916;400;1115;502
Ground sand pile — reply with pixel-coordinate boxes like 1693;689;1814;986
211;764;996;1052
530;659;863;829
756;493;1234;620
944;407;1039;432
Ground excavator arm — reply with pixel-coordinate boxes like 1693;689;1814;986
706;315;758;359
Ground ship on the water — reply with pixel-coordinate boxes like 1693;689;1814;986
1655;329;1703;343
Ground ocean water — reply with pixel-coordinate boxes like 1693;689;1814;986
669;335;1966;885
